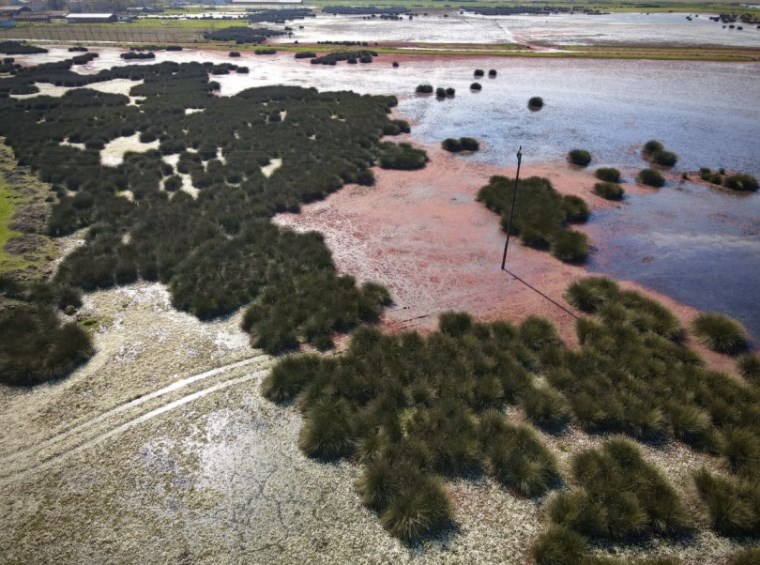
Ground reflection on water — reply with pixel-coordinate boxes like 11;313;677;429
587;182;760;341
10;48;760;339
272;12;760;48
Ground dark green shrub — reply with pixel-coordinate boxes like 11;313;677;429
377;142;428;170
738;354;760;385
528;96;544;110
520;316;562;353
0;305;94;386
551;231;589;263
731;547;760;565
480;411;560;497
379;473;452;542
392;61;399;68
594;167;621;183
415;84;433;94
229;51;241;57
567;149;592;167
164;175;182;192
470;82;482;91
474;69;484;77
722;427;760;476
521;386;571;432
445;87;455;97
723;173;758;192
477;175;590;264
438;311;473;336
651;150;678;167
694;468;760;536
460;137;479;151
488;69;497;77
565;277;620;313
295;51;316;59
549;438;691;541
532;525;588;565
638;168;665;187
442;138;462;152
593;181;624;200
298;397;355;459
435;87;446;99
692;313;748;354
563;195;590;223
442;137;479;153
642;139;664;156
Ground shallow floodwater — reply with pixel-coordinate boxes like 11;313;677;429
10;47;760;339
273;12;760;48
588;182;760;341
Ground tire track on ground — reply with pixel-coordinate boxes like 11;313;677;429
0;355;272;484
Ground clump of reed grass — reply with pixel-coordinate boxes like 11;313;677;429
594;167;621;183
731;547;760;565
568;149;592;167
593;181;624;200
694;468;760;537
565;277;620;313
480;410;561;497
738;353;760;385
532;525;588;565
638;168;665;187
549;438;691;541
520;386;571;432
691;312;748;355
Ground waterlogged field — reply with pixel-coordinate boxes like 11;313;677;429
274;11;760;47
1;43;759;563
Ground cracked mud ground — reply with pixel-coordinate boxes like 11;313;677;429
0;283;544;564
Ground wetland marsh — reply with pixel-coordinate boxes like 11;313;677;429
1;9;759;561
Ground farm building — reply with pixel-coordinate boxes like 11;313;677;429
65;13;117;23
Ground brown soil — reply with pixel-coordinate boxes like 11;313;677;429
275;141;744;373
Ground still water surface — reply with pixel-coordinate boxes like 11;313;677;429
12;48;760;339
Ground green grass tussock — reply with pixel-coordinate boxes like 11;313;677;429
730;547;760;565
441;137;479;153
263;314;561;541
548;438;691;542
638;168;665;188
694;468;760;537
738;354;760;385
593;182;625;201
568;149;592;167
377;142;428;170
691;312;748;355
642;140;678;167
594;167;621;183
0;59;414;355
532;525;588;565
0;303;93;386
477;175;590;264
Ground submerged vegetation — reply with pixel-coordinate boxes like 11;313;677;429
477;175;590;263
0;58;432;362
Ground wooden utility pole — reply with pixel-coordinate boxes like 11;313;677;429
501;146;523;270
